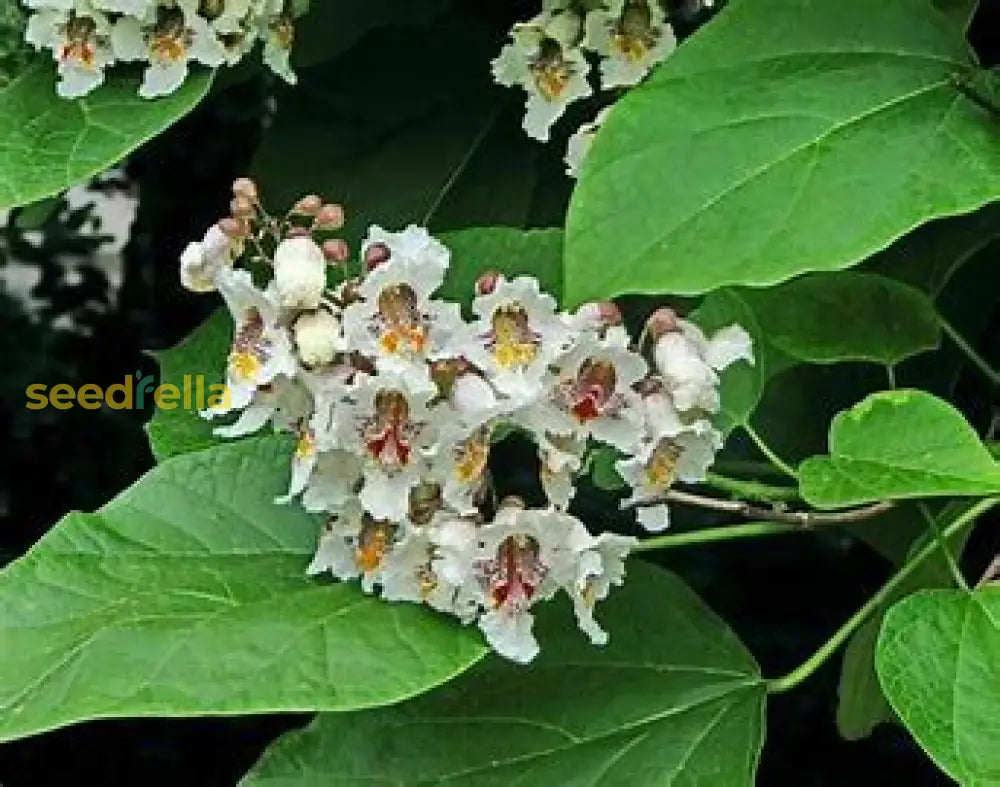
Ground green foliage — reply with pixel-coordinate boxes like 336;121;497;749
0;436;485;743
0;65;212;209
146;310;231;461
800;390;1000;508
564;0;1000;305
242;562;765;786
877;584;1000;784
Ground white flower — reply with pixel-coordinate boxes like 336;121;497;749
307;501;398;594
271;237;327;312
382;519;480;622
653;321;754;414
336;372;438;522
205;269;297;416
432;424;491;515
584;0;677;89
565;106;611;178
459;275;572;403
301;450;362;513
492;12;592;142
537;432;586;510
212;374;310;438
111;7;226;99
293;309;344;368
544;326;647;453
179;224;239;292
261;11;297;84
466;504;584;663
568;531;635;645
617;391;722;531
342;226;461;389
25;4;115;99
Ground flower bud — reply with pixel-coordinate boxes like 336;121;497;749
273;237;327;311
475;269;503;296
232;177;258;201
314;203;345;230
217;217;248;239
322;238;350;264
293;194;323;216
293;309;341;367
230;196;254;219
647;307;680;340
364;242;391;271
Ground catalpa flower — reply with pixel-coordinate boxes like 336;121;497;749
336;372;438;522
584;0;677;89
207;269;297;416
460;275;571;403
569;530;635;645
307;501;399;594
649;308;755;414
617;388;722;531
25;3;115;98
565;106;612;179
180;223;240;293
492;7;592;142
342;226;461;390
111;5;226;98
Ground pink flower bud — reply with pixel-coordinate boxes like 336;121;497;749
230;196;254;219
322;238;350;264
231;177;258;201
364;242;391;271
314;203;345;230
647;307;680;340
293;194;323;216
217;217;247;239
475;270;503;296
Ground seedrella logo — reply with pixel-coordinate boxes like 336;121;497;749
25;373;230;411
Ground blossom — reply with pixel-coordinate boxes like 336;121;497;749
111;6;227;99
179;224;240;292
617;389;722;531
568;531;635;645
459;275;571;403
292;309;344;368
652;315;754;414
260;5;297;84
492;9;592;142
272;237;328;312
211;374;311;439
307;501;399;594
25;3;116;98
584;0;677;89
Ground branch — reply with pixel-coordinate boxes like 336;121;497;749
624;487;893;527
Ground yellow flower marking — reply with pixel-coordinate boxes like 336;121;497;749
229;351;261;382
490;306;539;370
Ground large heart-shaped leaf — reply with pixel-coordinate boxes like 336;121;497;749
877;585;1000;784
564;0;1000;305
242;562;765;786
0;64;211;209
0;436;485;743
800;390;1000;508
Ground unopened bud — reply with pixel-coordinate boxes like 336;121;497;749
232;177;258;201
285;225;312;239
364;242;391;271
647;307;680;340
230;196;254;219
218;217;247;239
597;301;622;326
314;203;345;230
475;269;503;296
322;238;350;264
293;194;323;216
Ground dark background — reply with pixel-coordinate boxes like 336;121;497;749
1;1;998;783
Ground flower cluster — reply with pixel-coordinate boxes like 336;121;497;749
180;178;753;663
492;0;678;161
23;0;302;99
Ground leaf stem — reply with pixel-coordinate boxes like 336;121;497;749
743;424;799;479
702;471;800;503
939;316;1000;388
766;497;1000;694
625;487;892;527
632;521;800;552
919;503;969;592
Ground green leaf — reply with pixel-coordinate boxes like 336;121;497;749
146;310;231;461
564;0;1000;305
0;436;485;743
439;227;563;310
242;561;765;786
0;64;212;210
588;445;626;491
800;390;1000;508
837;502;975;741
877;585;1000;785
